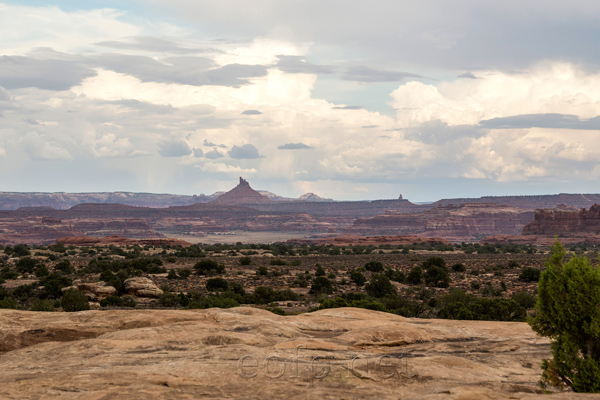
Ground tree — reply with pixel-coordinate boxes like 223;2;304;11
529;240;600;392
61;289;90;312
407;266;423;285
365;274;397;298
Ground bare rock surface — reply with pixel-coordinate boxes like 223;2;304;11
123;277;163;298
0;307;591;399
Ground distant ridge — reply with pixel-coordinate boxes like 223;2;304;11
210;177;271;205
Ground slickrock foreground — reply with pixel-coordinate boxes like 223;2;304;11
0;307;591;399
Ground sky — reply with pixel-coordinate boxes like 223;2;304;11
1;1;600;202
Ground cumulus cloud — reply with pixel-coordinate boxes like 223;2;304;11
228;144;261;159
391;63;600;127
205;149;224;159
278;143;313;150
193;147;204;157
241;109;262;115
157;139;192;157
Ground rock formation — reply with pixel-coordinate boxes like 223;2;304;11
0;307;570;399
483;204;600;245
123;277;163;298
350;203;534;241
523;203;600;234
211;177;272;205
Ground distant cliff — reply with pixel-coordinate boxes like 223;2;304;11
434;193;600;210
522;204;600;235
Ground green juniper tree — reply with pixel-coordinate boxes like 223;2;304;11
529;239;600;392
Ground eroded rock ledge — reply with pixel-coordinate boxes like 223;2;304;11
0;307;585;399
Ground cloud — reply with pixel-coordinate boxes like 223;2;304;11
203;139;227;148
205;149;224;159
241;109;262;115
228;144;261;159
278;143;313;150
479;113;600;130
332;105;363;110
0;56;96;90
457;72;479;79
94;133;138;158
391;63;600;127
94;36;206;54
157;139;192;157
197;162;256;174
193;147;204;157
342;67;422;82
276;55;334;74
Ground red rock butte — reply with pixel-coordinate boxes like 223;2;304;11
210;177;271;205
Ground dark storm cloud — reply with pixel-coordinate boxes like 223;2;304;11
157;139;192;157
277;143;313;150
0;56;96;90
276;55;335;74
149;1;600;71
94;36;210;53
241;109;262;115
228;144;261;159
479;113;600;130
342;67;422;82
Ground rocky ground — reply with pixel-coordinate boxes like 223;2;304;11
0;306;592;399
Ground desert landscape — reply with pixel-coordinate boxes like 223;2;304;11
3;0;600;397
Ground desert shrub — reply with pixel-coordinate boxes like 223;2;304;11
406;266;423;285
178;268;192;279
100;295;123;307
424;265;451;288
529;240;600;392
385;268;405;283
254;266;267;276
294;273;309;288
364;261;384;272
206;277;229;291
310;276;333;295
315;265;326;276
350;270;366;286
239;256;252;265
12;244;31;257
422;257;446;269
121;296;136;308
451;263;466;272
194;259;224;276
30;299;55;312
12;283;37;301
519;267;541;282
511;291;536;309
269;258;287;266
365;274;397;298
61;289;90;312
54;260;74;274
0;296;18;309
15;257;39;274
437;289;525;322
507;260;521;269
39;273;72;299
250;286;299;304
34;264;49;278
167;269;179;280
